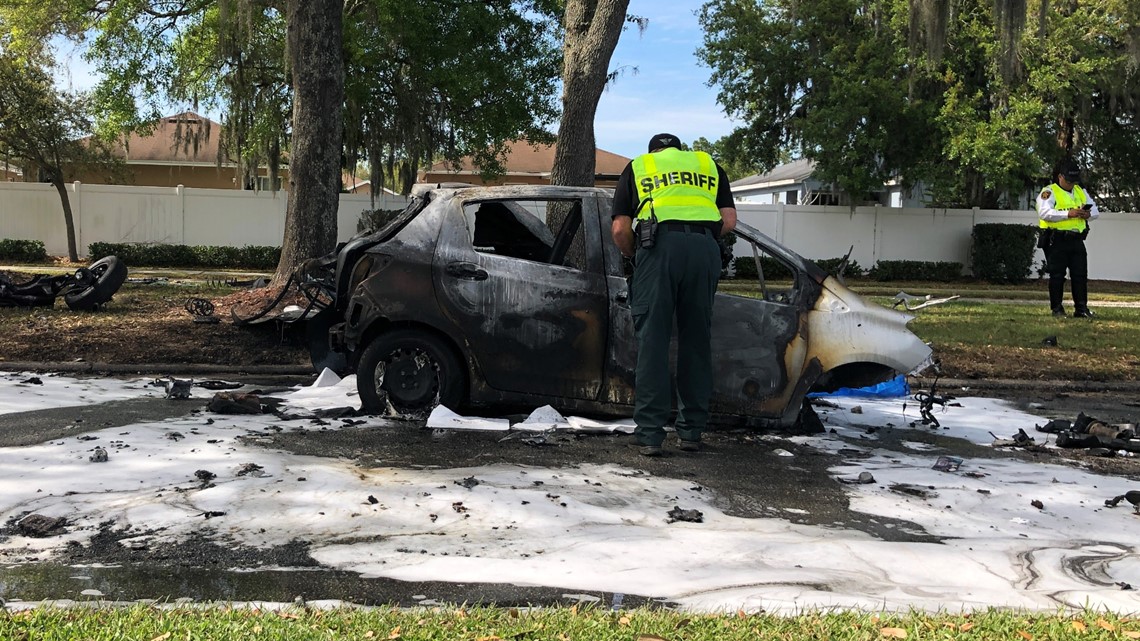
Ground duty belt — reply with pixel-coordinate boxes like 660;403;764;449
657;221;715;236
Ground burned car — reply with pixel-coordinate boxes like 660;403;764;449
301;184;931;427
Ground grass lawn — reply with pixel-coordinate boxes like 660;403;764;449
3;605;1139;640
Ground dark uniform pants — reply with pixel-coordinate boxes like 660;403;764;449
1045;231;1088;311
631;225;722;447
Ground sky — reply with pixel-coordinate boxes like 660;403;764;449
4;371;1140;613
50;1;738;163
594;0;740;159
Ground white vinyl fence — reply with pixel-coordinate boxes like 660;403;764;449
736;203;1140;282
1;182;1136;282
0;181;409;258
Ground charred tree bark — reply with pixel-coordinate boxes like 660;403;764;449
51;175;79;262
274;0;345;284
549;0;630;188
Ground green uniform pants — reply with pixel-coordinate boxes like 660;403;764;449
631;225;722;446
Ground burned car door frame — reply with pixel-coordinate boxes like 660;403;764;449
433;193;610;402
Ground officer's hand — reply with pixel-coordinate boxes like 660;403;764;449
1067;208;1082;218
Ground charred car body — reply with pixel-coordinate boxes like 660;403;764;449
302;184;931;427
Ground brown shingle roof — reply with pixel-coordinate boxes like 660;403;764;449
424;140;630;177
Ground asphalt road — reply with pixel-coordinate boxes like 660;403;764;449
2;375;1139;607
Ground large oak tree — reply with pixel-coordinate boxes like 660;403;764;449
699;0;1140;209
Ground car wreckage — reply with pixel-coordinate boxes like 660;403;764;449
285;184;932;428
0;256;128;311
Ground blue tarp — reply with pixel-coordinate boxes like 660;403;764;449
807;374;909;399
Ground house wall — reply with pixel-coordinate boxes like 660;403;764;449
420;171;622;189
72;165;293;190
735;203;1140;282
0;182;409;257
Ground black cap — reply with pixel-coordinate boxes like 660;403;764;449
1055;158;1081;183
648;133;682;152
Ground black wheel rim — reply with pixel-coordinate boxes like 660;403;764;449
377;346;440;410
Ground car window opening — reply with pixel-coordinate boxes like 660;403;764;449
738;239;797;305
465;199;587;271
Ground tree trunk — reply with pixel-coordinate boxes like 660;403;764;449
274;0;345;284
549;0;630;187
51;177;79;262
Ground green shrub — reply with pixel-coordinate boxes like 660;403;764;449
0;239;49;263
970;222;1037;283
732;256;793;280
88;242;280;270
814;257;865;278
869;260;963;281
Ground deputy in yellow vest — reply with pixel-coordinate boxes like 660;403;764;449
1036;158;1099;318
611;133;737;456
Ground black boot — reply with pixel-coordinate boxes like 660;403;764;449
1049;277;1066;316
1072;277;1093;317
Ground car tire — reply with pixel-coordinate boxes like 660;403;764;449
357;329;464;415
64;256;128;311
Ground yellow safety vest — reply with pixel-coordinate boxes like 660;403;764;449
630;149;722;223
1038;184;1089;232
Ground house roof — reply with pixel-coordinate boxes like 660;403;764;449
731;158;816;190
422;140;630;179
113;111;227;165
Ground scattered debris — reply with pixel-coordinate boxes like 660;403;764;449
367;495;379;504
1105;491;1140;512
889;483;938;499
772;448;794;457
89;446;108;463
932;456;963;472
162;378;194;399
197;380;243;391
184;297;220;324
17;514;66;537
454;477;480;489
194;470;217;483
235;463;265;477
1044;412;1140;454
992;429;1040;449
1041;335;1058;347
1031;500;1044;510
891;292;961;311
666;506;704;524
850;405;863;414
207;392;263;415
200;511;226;519
912;379;953;429
21;376;42;385
838;471;876;485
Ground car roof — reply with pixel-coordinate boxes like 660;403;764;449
410;183;614;200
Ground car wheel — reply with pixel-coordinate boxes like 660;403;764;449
357;329;464;414
64;256;128;311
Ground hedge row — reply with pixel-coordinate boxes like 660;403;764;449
0;239;49;263
88;242;280;270
732;256;867;280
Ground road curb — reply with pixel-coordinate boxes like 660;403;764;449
910;376;1140;393
0;361;316;380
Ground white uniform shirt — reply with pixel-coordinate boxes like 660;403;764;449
1036;185;1100;223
